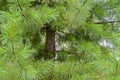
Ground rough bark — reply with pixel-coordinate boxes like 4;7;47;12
46;25;56;59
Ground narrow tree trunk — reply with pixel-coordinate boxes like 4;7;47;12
46;25;56;59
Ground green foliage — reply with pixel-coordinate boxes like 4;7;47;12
0;0;120;80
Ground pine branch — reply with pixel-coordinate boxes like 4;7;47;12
10;39;15;56
75;0;88;15
56;30;77;37
16;0;25;17
30;0;42;7
94;20;120;24
66;0;88;26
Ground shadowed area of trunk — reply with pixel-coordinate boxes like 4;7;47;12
46;25;56;59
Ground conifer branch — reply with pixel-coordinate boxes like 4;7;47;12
66;0;88;26
74;0;88;19
16;0;25;17
94;20;120;24
10;39;15;56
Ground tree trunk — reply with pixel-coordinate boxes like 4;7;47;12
46;25;56;59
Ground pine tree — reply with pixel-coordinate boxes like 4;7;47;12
0;0;120;80
20;0;93;59
0;0;94;59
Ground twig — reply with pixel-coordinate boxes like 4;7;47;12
16;0;25;17
94;20;120;24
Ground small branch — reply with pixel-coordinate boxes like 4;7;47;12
72;0;88;19
94;20;120;24
16;0;25;17
10;39;15;56
30;0;42;7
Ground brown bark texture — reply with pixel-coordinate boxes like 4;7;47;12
46;25;56;59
